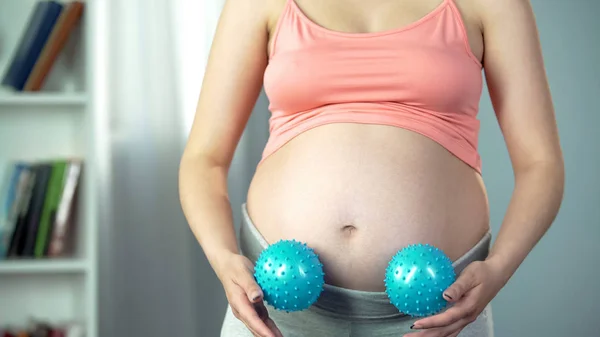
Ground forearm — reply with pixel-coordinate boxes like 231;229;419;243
178;154;239;277
486;160;565;283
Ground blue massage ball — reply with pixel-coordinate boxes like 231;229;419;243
254;239;325;312
384;243;456;317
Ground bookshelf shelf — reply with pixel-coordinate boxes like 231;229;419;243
0;0;98;335
0;259;87;274
0;93;87;106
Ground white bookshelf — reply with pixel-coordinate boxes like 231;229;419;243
0;93;88;106
0;1;98;337
0;259;88;274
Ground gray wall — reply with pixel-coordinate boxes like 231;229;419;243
478;1;599;336
196;1;600;336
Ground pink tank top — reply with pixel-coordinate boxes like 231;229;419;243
261;0;484;172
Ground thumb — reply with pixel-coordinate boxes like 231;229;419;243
235;264;264;303
443;268;477;302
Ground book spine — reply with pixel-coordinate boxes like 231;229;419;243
1;1;64;91
22;164;53;256
25;2;85;91
0;164;22;240
0;163;22;221
48;161;81;257
1;3;49;89
7;168;36;257
35;161;67;257
0;164;30;258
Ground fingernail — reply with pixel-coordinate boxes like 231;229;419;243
251;291;263;301
444;293;453;300
410;324;415;329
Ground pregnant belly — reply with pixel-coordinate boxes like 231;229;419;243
246;123;490;292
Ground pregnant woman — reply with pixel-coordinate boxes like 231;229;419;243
179;0;564;336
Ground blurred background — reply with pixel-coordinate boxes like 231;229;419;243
0;0;597;337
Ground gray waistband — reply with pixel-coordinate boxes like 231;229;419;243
239;203;491;320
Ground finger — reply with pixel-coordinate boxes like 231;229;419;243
412;298;475;329
254;302;269;321
443;265;479;302
236;303;275;337
231;306;262;336
231;290;275;337
447;330;461;337
254;301;283;337
265;317;284;337
233;267;264;303
404;317;470;337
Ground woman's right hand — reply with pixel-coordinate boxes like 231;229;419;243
217;252;283;337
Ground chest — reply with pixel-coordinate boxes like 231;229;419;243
264;0;483;115
268;0;484;62
292;0;453;34
265;39;480;113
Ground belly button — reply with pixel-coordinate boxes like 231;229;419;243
341;225;357;235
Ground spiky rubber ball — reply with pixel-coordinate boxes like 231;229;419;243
384;243;456;317
254;239;325;312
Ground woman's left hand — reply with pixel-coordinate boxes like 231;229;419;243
403;258;509;337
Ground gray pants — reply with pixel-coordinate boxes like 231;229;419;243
221;204;495;337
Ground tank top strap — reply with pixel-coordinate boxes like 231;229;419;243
442;0;482;67
444;0;461;15
269;0;294;59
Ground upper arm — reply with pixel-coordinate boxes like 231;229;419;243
479;0;563;171
183;0;270;168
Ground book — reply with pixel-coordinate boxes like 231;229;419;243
3;159;81;259
0;164;23;254
1;1;64;91
48;161;82;257
0;163;31;258
7;167;37;257
24;2;85;91
1;320;81;337
35;161;68;257
0;164;22;225
29;323;52;337
21;164;53;256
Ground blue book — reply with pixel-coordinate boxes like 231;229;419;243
1;1;64;91
0;163;28;258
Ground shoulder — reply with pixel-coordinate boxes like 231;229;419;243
220;0;275;23
453;0;535;22
463;0;536;27
225;0;286;34
216;0;285;35
452;0;538;49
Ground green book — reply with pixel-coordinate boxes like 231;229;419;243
34;160;67;258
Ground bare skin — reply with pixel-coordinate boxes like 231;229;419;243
249;0;488;291
179;0;564;336
247;123;491;291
